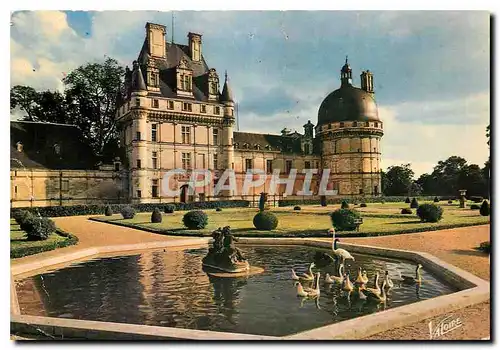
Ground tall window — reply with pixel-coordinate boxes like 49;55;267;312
136;131;141;141
152;151;158;169
339;122;344;128
61;180;69;191
305;161;311;169
182;102;192;112
286;160;292;174
210;80;219;95
200;104;207;113
181;126;191;144
304;143;310;154
167;100;174;110
151;99;159;108
151;124;157;142
245;159;253;172
353;122;358;127
152;179;159;198
365;121;370;127
214;106;220;115
137;190;142;198
136;159;141;169
136;98;141;106
266;159;273;174
182;153;191;169
213;153;218;169
213;129;219;145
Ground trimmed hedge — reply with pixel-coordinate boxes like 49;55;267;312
405;197;411;204
341;200;350;209
10;229;79;259
278;196;445;207
105;205;113;216
164;204;175;214
183;210;208;229
151;208;162;223
478;241;490;254
11;200;250;218
294;206;301;211
470;204;481;210
480;200;490;216
401;208;413;215
410;198;419;209
360;203;367;208
330;209;362;231
216;207;222;212
121;206;136;219
434;197;440;203
469;196;483;203
416;204;443;223
253;211;279;230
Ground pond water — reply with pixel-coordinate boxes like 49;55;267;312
16;245;458;337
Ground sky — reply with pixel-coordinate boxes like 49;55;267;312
10;10;490;177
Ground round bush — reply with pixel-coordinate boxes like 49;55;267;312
216;207;222;212
294;206;301;211
183;210;208;229
253;211;279;230
164;204;175;214
410;198;419;209
479;241;490;254
120;206;136;219
24;217;56;241
448;200;453;204
470;204;480;210
405;197;411;204
341;200;349;209
360;203;367;208
151;208;162;223
401;208;413;215
480;200;490;216
105;205;113;216
330;209;361;231
416;203;443;223
434;196;440;203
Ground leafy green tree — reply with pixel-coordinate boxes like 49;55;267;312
382;164;415;196
10;85;38;121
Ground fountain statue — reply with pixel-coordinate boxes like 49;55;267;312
202;226;250;273
459;189;467;208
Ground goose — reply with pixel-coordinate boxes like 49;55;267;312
329;229;355;263
325;263;344;284
364;279;387;303
362;270;369;284
342;272;354;292
384;270;394;289
354;267;366;286
400;264;423;284
352;283;368;300
363;272;381;296
291;262;315;281
299;272;321;298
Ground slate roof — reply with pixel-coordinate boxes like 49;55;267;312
10;121;98;170
233;131;319;155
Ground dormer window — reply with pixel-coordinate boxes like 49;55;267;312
200;104;206;113
53;143;61;155
181;74;192;91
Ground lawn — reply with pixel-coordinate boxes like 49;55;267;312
10;219;77;258
93;201;489;238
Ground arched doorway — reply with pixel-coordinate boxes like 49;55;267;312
180;184;189;203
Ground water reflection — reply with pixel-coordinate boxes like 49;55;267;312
16;245;458;337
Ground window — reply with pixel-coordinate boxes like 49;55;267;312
340;122;344;128
375;122;378;128
136;131;141;141
152;151;158;169
136;98;141;107
181;126;191;144
151;124;157;142
137;190;142;198
286;160;292;174
182;153;191;169
151;99;159;108
214;106;220;115
167;100;174;110
213;129;219;145
14;185;17;198
136;159;141;169
266;159;273;174
152;179;159;198
61;180;69;191
365;121;370;127
229;109;233;116
213;153;218;169
182;102;192;112
359;188;364;194
374;185;379;195
210;80;219;95
200;104;206;113
353;122;358;127
374;147;376;152
305;161;311;169
181;75;192;91
304;143;310;154
245;159;253;172
114;163;120;172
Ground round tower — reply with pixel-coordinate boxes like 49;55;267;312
219;71;235;197
316;58;384;197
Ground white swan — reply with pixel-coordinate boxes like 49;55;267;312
384;270;394;289
325;263;344;284
364;279;387;303
291;262;315;281
400;264;423;284
329;228;355;263
298;272;321;298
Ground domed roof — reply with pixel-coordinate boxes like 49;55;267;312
317;84;379;125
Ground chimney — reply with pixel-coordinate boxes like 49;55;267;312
360;70;374;93
16;141;23;152
188;32;202;62
145;22;166;58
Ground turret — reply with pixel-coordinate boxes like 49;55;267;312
340;56;352;86
131;61;147;96
360;70;374;94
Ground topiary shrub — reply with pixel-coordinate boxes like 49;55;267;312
405;197;411;204
479;241;490;254
401;208;413;215
183;210;208;229
13;210;34;225
164;204;175;214
469;196;483;203
320;195;327;207
341;200;349;209
410;198;419;209
448;200;453;204
434;196;439;203
253;211;278;230
416;203;443;223
151;208;162;223
24;217;56;241
216;207;222;212
480;200;490;216
380;200;385;204
470;204;480;210
294;206;301;211
360;203;367;208
330;209;362;231
258;192;267;212
121;206;136;219
105;205;113;216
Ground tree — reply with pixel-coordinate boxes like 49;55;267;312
486;124;490;147
62;57;124;158
32;90;70;124
382;164;415;196
10;85;39;121
458;164;487;198
430;156;468;196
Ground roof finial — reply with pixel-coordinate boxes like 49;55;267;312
345;55;348;64
225;70;228;81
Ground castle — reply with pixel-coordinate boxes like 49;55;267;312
10;22;383;207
